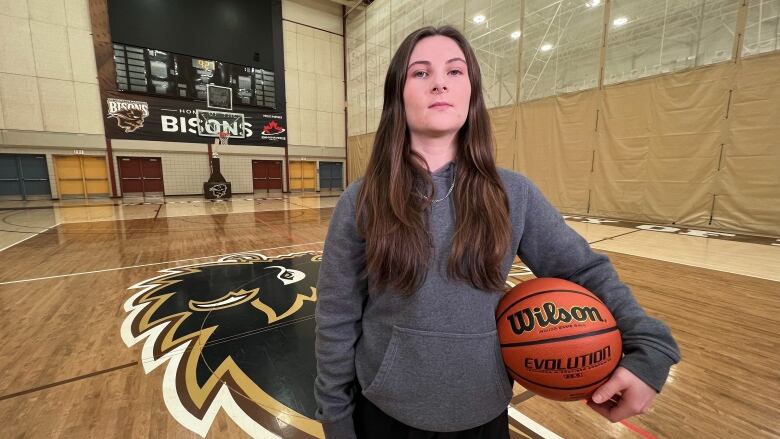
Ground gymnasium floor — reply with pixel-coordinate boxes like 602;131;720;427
0;193;778;438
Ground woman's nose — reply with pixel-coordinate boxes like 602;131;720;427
432;83;447;94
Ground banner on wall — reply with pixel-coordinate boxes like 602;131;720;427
103;92;287;147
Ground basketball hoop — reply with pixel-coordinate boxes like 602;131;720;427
218;131;230;146
213;131;229;157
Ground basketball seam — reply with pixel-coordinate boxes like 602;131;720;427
506;359;621;391
500;326;620;348
496;288;604;321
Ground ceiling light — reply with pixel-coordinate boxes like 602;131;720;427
586;0;601;7
473;15;486;24
511;31;521;40
613;17;628;26
540;43;553;52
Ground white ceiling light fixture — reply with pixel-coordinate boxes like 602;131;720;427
511;31;521;40
540;43;553;52
473;14;486;24
613;17;628;26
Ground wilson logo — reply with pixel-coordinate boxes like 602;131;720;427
507;302;605;335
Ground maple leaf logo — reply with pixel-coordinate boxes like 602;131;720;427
261;120;286;135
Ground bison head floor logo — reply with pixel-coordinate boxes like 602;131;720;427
121;251;323;438
207;184;229;199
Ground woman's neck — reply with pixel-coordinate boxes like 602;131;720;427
410;131;457;173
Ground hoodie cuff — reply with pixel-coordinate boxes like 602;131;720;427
321;415;357;439
619;345;679;392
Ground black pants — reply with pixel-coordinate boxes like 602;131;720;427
353;391;510;439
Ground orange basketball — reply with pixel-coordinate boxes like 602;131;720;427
496;278;622;401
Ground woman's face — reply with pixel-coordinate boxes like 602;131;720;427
403;35;471;139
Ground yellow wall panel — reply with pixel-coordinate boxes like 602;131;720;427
289;161;303;179
58;180;85;197
85;179;110;195
55;156;82;179
344;54;780;236
82;156;107;178
713;52;780;236
302;162;316;178
489;105;516;171
54;155;110;199
289;161;316;191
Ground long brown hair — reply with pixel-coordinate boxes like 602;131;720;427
356;25;510;294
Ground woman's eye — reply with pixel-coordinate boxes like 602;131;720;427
414;71;428;78
449;69;463;76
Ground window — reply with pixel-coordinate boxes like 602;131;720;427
521;0;602;102
604;0;739;85
743;0;780;57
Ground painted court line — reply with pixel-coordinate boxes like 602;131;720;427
578;400;657;439
511;397;657;439
508;406;563;439
620;419;657;439
0;242;324;286
0;362;138;402
0;222;61;253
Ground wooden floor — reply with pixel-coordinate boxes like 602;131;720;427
0;194;778;438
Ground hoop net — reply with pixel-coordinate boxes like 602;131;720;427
217;131;230;147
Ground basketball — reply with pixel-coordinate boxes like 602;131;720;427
496;278;622;401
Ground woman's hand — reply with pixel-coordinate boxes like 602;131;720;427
586;367;657;422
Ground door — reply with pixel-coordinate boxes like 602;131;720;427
319;161;343;191
54;156;86;198
119;157;164;196
19;155;52;198
54;155;110;199
289;161;316;192
252;160;283;192
118;157;143;194
0;155;22;199
0;154;51;200
141;158;164;194
81;156;111;197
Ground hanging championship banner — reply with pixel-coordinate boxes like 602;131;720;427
104;91;287;147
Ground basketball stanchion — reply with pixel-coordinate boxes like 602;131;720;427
203;131;232;199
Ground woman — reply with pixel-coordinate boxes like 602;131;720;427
314;26;680;439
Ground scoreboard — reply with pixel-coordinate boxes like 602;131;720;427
103;0;286;147
193;59;216;71
112;43;278;110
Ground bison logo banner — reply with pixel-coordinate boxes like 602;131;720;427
107;98;149;133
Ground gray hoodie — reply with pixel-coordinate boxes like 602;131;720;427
314;162;680;438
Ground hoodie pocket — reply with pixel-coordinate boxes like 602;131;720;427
362;326;513;431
